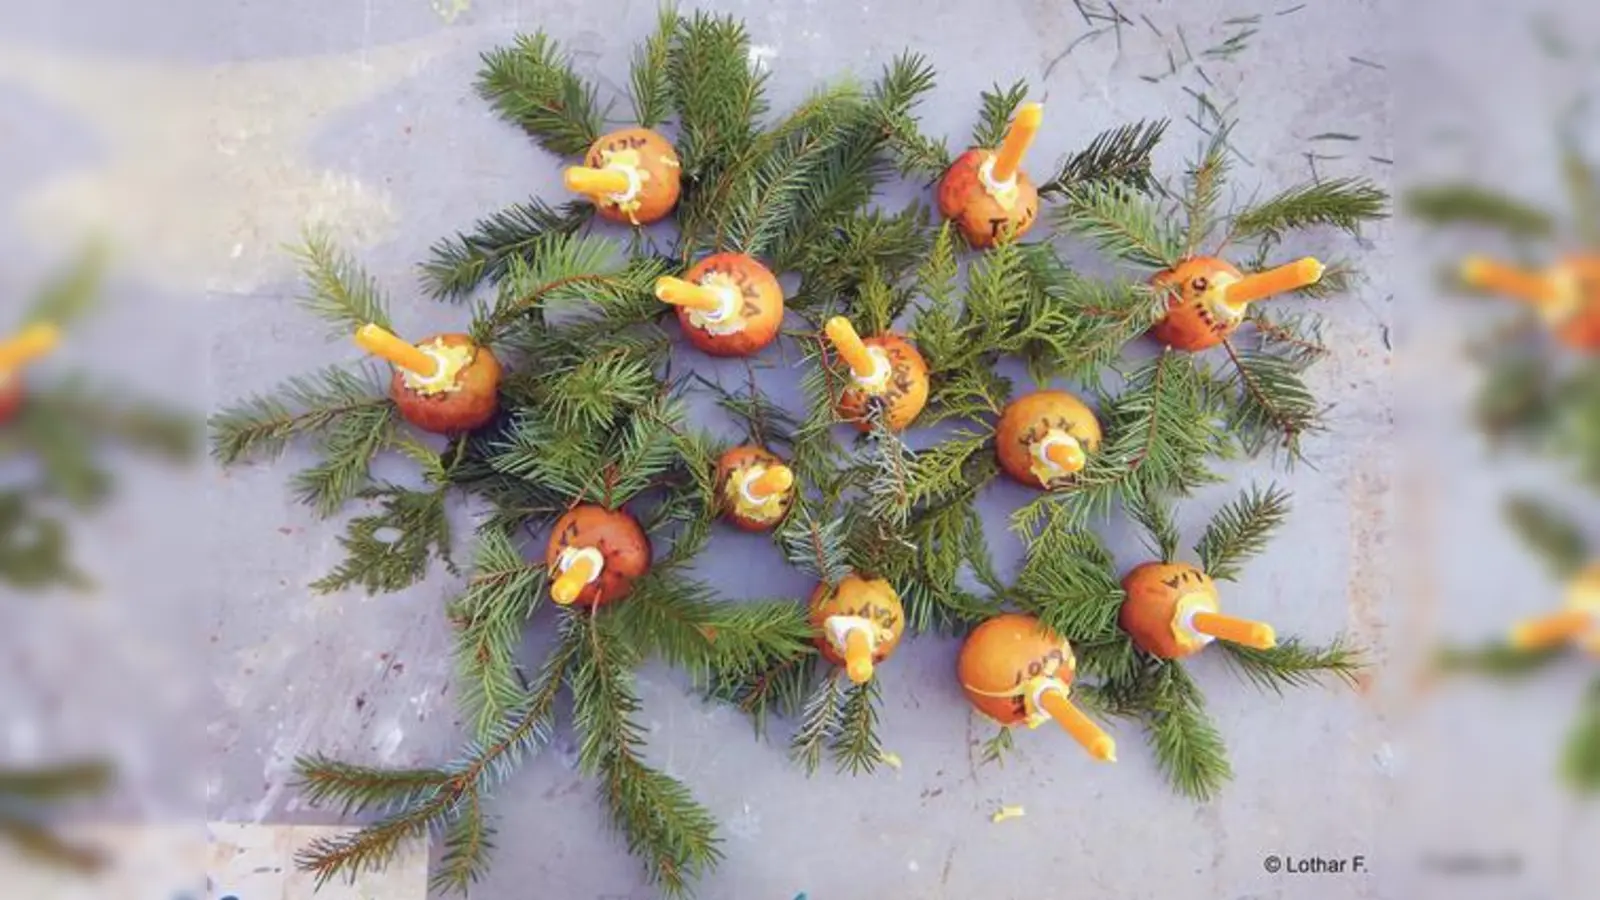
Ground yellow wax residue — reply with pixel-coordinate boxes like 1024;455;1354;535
687;272;747;336
980;153;1021;211
598;147;652;225
1027;430;1079;488
400;339;472;396
878;750;902;770
1169;591;1220;654
727;466;785;522
990;805;1025;823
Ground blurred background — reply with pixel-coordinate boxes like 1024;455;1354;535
0;0;1597;898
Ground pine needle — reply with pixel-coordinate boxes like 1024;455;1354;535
1015;520;1125;641
1502;493;1589;580
1181;124;1232;253
1125;483;1180;562
872;52;949;177
1194;483;1291;582
311;484;454;595
706;653;818;738
1039;119;1168;199
1147;664;1233;801
208;365;391;466
290;403;398;518
1402;183;1554;239
291;230;392;337
1561;142;1600;247
630;5;679;128
971;80;1030;148
1228;176;1389;243
831;678;884;774
421;200;595;301
449;526;546;740
1054;181;1184;270
1217;341;1324;462
23;240;106;328
293;756;452;817
791;673;845;774
778;507;853;586
1219;637;1366;695
979;726;1015;767
476;33;605;156
1562;677;1600;793
1431;642;1568;679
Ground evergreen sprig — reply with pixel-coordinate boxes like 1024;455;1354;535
1217;341;1324;461
1432;641;1568;679
1038;119;1168;199
23;241;106;328
1562;677;1600;793
1502;494;1589;580
1402;183;1555;239
1055;181;1184;271
1194;483;1291;582
289;402;398;517
449;525;546;740
1146;663;1233;801
791;673;884;775
1228;177;1389;244
777;506;853;587
291;231;391;336
422;200;595;301
1181;125;1232;255
0;759;113;873
971;80;1029;149
310;481;455;595
1219;638;1365;695
630;5;678;128
1014;519;1125;642
476;33;605;156
871;53;949;178
208;365;390;466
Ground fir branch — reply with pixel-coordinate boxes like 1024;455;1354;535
476;33;604;156
5;377;197;494
1218;340;1324;461
293;756;452;817
476;233;659;342
1181;124;1231;254
1054;181;1184;270
571;611;722;895
892;496;1003;635
1033;278;1169;388
0;760;112;801
0;492;86;591
1503;494;1589;580
1431;642;1568;679
1125;484;1180;562
789;205;934;316
422;200;595;301
971;80;1029;148
291;230;391;336
311;483;454;595
778;506;853;586
1194;483;1291;582
433;790;496;893
450;525;546;740
1147;663;1233;801
296;615;578;887
791;673;844;774
1228;177;1388;243
1038;119;1168;199
1562;677;1600;793
871;52;950;177
24;240;105;328
209;365;391;466
1015;518;1125;641
1244;309;1331;368
832;678;884;775
857;421;915;530
0;818;107;873
707;653;818;738
629;5;678;128
1402;183;1554;239
1219;637;1365;695
290;402;398;518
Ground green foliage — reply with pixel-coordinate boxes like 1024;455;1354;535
630;5;678;128
1126;483;1180;562
792;673;884;775
570;611;722;896
448;525;545;740
971;80;1029;149
1054;181;1184;271
1228;177;1389;245
289;402;398;518
1145;663;1233;801
1402;183;1555;239
1181;125;1232;255
1216;341;1324;462
1219;638;1365;695
1562;677;1600;793
474;232;667;344
777;506;853;587
1013;518;1126;642
978;725;1016;767
476;32;605;156
788;204;934;318
1038;119;1168;199
705;653;818;739
291;230;391;336
1561;142;1600;247
1503;494;1589;580
23;241;106;328
1431;641;1568;679
0;759;114;873
871;53;949;177
422;200;595;301
208;365;390;466
1194;483;1291;582
310;481;454;595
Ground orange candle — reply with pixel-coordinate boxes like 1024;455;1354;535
0;323;61;374
824;317;878;380
1225;257;1326;306
355;324;438;377
564;166;633;197
990;102;1043;184
1036;685;1116;762
550;550;603;606
744;465;794;501
1191;611;1277;649
655;276;726;313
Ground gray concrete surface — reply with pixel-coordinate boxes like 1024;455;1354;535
3;0;1585;898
